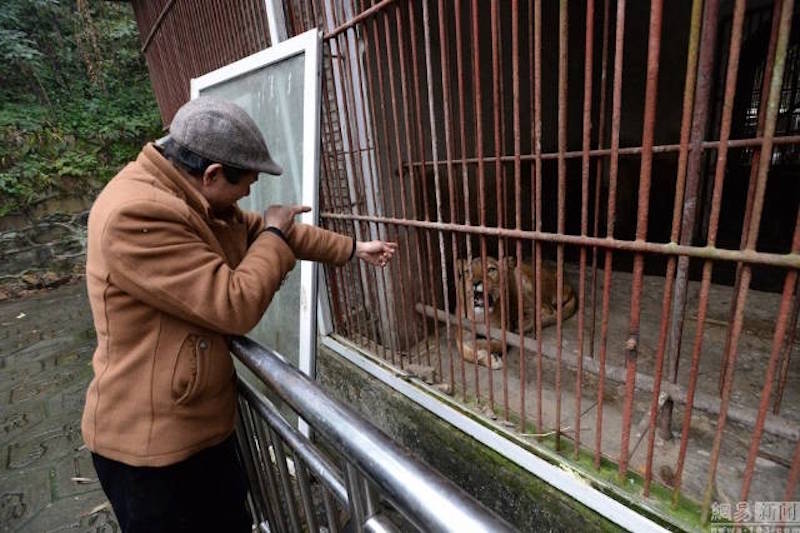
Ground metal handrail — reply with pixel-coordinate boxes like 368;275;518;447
231;335;516;533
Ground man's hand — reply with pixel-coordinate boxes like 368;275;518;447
263;204;312;234
356;240;398;267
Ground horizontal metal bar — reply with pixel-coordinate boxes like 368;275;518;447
416;303;800;441
320;212;800;269
400;134;800;167
230;336;515;533
237;376;349;505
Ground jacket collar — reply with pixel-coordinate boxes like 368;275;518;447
137;143;243;224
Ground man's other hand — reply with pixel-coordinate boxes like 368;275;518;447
356;240;399;267
263;204;312;234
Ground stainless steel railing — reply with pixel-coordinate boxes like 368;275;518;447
230;336;516;533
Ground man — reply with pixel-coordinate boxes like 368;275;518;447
81;97;396;532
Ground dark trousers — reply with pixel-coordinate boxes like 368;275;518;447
92;435;252;533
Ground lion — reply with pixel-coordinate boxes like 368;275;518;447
454;256;577;369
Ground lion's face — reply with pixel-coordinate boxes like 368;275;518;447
456;257;508;324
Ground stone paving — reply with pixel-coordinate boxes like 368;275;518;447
0;282;119;532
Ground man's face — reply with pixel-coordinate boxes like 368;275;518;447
200;164;259;211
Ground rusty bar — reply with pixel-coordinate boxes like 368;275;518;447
720;0;783;396
330;0;370;348
345;0;395;360
394;0;433;368
594;0;625;469
773;282;800;414
490;0;508;417
397;134;800;167
335;1;385;354
436;0;462;392
786;438;800;501
576;0;595;458
740;218;800;501
141;0;175;53
324;0;398;39
663;0;720;416
647;0;704;495
408;0;444;372
554;0;568;451
356;0;401;363
511;0;526;431
378;3;422;368
455;0;475;402
700;0;795;522
589;0;611;361
533;0;544;434
421;0;454;390
470;0;490;404
618;0;663;481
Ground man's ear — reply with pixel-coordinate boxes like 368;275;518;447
202;163;224;185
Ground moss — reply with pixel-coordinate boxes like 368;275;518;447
318;347;624;532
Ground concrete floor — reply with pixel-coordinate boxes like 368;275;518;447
400;267;798;510
0;282;118;532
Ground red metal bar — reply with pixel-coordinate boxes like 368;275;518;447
490;0;509;418
773;282;799;414
455;0;473;402
533;0;544;434
594;0;625;469
511;0;526;432
700;0;795;522
589;0;611;362
618;0;663;481
324;0;398;39
739;216;800;501
407;0;444;371
576;0;595;458
554;0;568;452
436;0;462;393
421;0;454;391
320;212;800;269
786;438;800;501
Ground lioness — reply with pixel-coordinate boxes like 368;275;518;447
454;256;577;369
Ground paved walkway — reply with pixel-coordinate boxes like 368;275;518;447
0;282;119;532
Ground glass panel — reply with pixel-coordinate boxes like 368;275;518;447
200;52;306;366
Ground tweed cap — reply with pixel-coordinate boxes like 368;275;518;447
169;97;283;175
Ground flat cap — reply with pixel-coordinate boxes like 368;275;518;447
169;96;283;175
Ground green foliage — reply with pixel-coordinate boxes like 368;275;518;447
0;0;163;216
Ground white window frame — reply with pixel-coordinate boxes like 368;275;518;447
190;28;322;380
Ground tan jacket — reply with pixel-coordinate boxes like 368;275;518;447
82;143;353;466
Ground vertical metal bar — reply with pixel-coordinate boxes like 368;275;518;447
720;0;783;396
247;400;288;533
773;283;799;414
785;438;800;501
421;0;454;386
267;426;302;533
391;0;433;368
554;0;569;451
345;464;366;533
594;0;625;469
437;0;462;394
701;0;795;522
294;457;320;533
576;0;595;458
470;0;489;403
489;0;509;418
589;0;611;361
361;476;378;518
618;0;663;480
532;0;544;432
661;0;721;438
740;222;799;501
235;400;270;526
454;0;474;402
322;487;341;533
511;0;526;431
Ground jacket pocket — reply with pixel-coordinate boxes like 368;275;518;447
171;334;208;404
